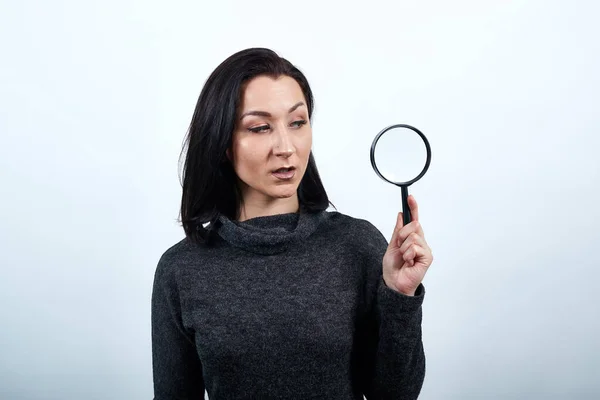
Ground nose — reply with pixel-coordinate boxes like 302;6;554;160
273;126;295;158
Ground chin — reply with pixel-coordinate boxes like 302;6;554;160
271;188;298;198
269;184;300;199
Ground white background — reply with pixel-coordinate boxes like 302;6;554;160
1;0;599;399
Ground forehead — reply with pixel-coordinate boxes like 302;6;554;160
240;75;305;111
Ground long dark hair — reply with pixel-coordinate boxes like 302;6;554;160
178;47;332;244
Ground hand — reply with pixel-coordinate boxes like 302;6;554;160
382;195;433;296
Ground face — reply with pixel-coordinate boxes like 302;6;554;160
229;75;312;205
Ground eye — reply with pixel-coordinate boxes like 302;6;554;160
248;125;270;133
291;120;307;128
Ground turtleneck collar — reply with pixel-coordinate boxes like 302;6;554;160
215;210;326;255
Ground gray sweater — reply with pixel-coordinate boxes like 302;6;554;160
151;210;425;399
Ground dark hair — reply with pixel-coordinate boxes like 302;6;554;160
178;47;333;244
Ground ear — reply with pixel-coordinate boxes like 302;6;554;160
226;148;232;162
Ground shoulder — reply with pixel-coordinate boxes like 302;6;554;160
319;211;387;284
157;237;190;265
153;237;198;287
321;210;389;250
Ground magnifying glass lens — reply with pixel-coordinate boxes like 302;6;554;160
373;126;429;183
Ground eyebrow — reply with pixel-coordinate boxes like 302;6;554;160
239;101;306;120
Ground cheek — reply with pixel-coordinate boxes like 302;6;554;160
297;131;312;161
233;138;267;176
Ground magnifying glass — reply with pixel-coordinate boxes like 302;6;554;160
370;124;432;226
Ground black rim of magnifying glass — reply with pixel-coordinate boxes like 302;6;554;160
370;123;432;187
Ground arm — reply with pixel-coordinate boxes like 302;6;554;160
361;278;426;400
355;221;426;400
151;254;205;399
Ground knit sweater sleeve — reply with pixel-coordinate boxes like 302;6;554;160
151;247;205;399
355;220;426;400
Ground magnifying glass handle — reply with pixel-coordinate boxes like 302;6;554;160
401;186;411;226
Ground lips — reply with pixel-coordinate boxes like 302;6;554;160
272;166;296;180
274;167;294;173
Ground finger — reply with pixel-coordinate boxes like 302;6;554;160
408;194;419;222
403;243;426;266
399;232;426;254
397;220;425;245
403;244;418;264
398;222;429;252
388;211;404;250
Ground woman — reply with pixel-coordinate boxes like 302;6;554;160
151;47;433;400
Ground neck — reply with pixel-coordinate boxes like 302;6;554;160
237;192;300;222
216;202;326;255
